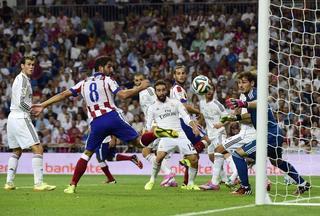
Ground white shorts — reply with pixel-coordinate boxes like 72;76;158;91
208;133;227;154
222;132;256;152
157;137;197;155
7;116;40;149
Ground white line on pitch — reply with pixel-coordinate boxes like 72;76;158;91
15;184;109;189
173;204;255;216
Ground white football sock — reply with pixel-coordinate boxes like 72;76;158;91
32;154;43;185
150;161;161;182
145;153;156;164
219;161;228;183
188;167;198;185
211;153;224;185
227;156;238;182
160;158;172;176
6;154;19;183
99;161;107;168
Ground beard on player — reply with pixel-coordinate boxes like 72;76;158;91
157;93;166;102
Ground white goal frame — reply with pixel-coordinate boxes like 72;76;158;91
256;0;320;206
256;0;271;205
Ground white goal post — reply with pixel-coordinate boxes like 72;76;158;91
256;0;270;205
256;0;320;206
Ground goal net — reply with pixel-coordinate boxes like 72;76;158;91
258;0;320;205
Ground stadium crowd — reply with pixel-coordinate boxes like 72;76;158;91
0;2;319;153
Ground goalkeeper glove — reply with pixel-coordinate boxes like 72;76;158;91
225;98;248;110
220;114;242;123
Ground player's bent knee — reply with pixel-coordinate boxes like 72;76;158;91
235;148;246;157
142;147;151;158
208;153;215;162
214;145;226;154
155;156;165;164
186;154;198;167
269;158;282;166
12;148;22;157
155;151;167;164
31;143;43;155
130;137;142;148
84;150;94;157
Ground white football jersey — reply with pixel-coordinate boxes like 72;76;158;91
70;73;119;120
199;97;228;138
145;98;192;138
139;87;156;115
9;72;32;118
239;94;256;137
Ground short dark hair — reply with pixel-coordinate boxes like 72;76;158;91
173;64;185;74
154;79;167;88
20;55;36;65
237;71;257;84
134;73;145;79
94;56;112;71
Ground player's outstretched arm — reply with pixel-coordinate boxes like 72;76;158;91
117;80;150;99
225;98;257;110
183;104;201;115
31;90;73;116
190;120;201;136
220;113;251;124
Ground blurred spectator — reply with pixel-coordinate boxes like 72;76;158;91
0;1;13;23
131;114;144;134
0;109;7;148
121;103;134;124
67;120;81;145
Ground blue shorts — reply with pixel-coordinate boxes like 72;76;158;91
242;133;283;160
86;111;139;151
180;118;204;145
95;143;116;162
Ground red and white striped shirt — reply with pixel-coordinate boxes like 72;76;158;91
170;83;188;103
70;73;120;120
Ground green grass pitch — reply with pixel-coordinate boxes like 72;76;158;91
0;175;319;216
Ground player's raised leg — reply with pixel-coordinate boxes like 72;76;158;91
116;154;143;169
140;127;178;147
